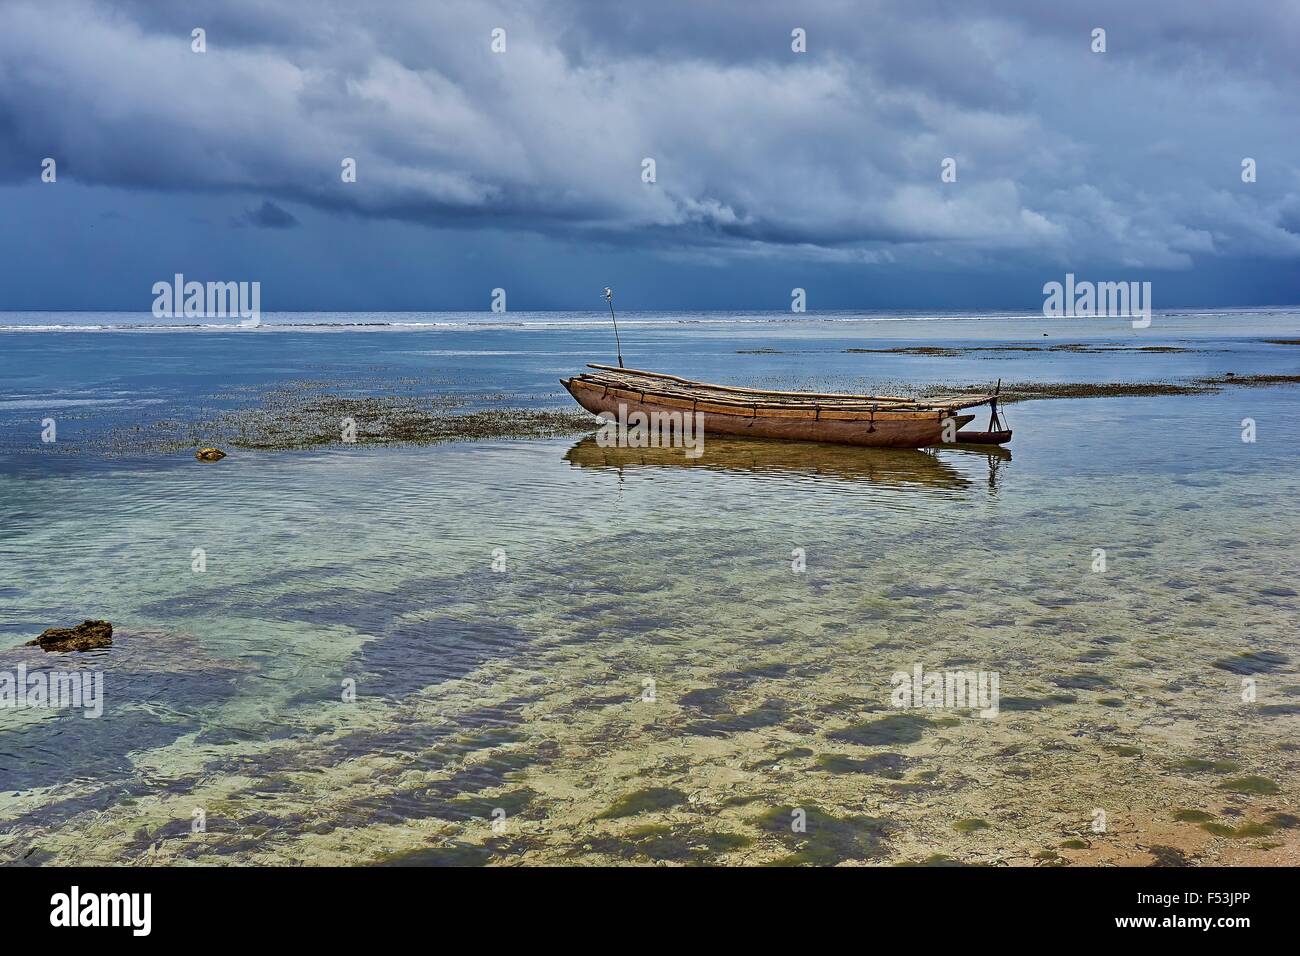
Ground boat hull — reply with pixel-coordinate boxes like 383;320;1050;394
562;378;972;448
952;429;1013;445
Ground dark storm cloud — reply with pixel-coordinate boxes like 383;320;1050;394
236;200;300;229
1;0;1297;272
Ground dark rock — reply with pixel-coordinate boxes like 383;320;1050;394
196;447;227;461
26;620;113;652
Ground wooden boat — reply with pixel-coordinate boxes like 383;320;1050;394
561;364;1012;449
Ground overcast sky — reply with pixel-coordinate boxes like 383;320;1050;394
1;0;1297;311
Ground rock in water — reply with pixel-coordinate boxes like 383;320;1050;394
27;620;113;652
196;447;227;461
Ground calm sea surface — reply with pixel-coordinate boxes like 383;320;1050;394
1;310;1297;865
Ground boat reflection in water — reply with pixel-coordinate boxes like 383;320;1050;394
563;435;1009;492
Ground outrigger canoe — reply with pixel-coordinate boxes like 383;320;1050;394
561;364;1012;449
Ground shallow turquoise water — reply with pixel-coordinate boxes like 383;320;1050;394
1;312;1297;865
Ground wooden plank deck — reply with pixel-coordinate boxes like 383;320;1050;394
579;364;993;413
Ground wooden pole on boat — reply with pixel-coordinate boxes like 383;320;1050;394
603;287;624;368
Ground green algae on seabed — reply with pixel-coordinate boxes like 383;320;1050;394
678;686;731;713
998;693;1077;712
827;713;932;746
442;788;538;822
1200;821;1278;838
1106;745;1143;757
583;824;752;864
1174;758;1242;774
1258;703;1300;715
926;374;1300;403
894;854;970;866
97;381;596;454
1195;374;1300;387
1202;811;1300;837
775;746;815;760
1173;809;1216;823
1211;651;1290;675
685;698;791;736
375;841;493;867
953;818;992;833
936;382;1206;402
814;753;910;777
747;747;815;770
1053;672;1115;690
754;806;892;866
597;787;688;819
1148;846;1192;867
1217;776;1281;795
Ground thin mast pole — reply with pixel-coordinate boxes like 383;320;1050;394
604;287;624;368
